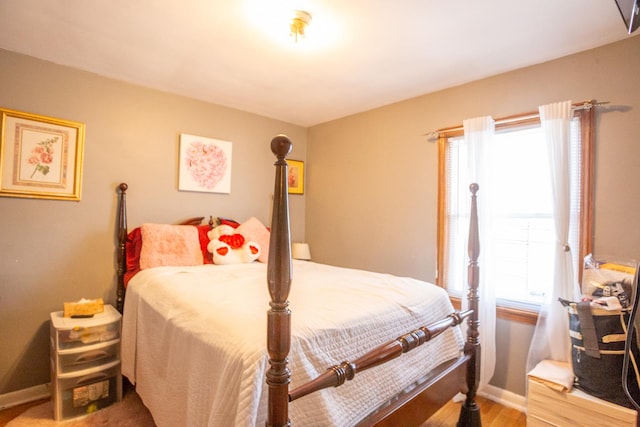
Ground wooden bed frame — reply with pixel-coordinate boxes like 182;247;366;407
114;135;481;427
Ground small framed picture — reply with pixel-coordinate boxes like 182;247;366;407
0;108;85;201
178;133;232;194
287;159;304;194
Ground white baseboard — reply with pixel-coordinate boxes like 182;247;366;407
0;382;525;415
0;383;51;411
479;384;527;413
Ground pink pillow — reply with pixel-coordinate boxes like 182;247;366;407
236;217;270;263
139;223;204;269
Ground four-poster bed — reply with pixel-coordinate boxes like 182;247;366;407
115;135;482;426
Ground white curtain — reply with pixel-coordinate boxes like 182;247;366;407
462;116;496;391
526;101;582;374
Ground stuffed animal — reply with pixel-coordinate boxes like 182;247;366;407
207;224;260;264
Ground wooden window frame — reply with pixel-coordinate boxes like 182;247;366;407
436;103;595;324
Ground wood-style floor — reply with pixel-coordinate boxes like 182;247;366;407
0;395;525;426
423;396;526;426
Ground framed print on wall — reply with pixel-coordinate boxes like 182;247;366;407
287;159;304;194
0;108;85;201
179;133;232;194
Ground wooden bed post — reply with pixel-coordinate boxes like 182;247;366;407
116;182;128;314
266;135;293;427
457;183;481;427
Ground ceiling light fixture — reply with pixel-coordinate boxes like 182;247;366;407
290;10;312;42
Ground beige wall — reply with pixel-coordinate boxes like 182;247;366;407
0;50;307;394
2;34;639;399
307;35;640;395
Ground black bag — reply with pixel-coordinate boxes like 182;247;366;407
623;267;640;411
560;297;640;408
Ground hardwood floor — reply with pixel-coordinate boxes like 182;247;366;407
423;396;526;426
0;395;525;426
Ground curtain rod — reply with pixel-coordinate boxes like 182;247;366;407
424;100;609;141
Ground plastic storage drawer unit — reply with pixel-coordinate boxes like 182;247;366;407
50;305;122;421
54;361;122;420
56;339;120;374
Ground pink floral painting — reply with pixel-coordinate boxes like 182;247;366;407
28;136;59;178
179;134;232;193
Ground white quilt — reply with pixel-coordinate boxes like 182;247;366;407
121;261;464;427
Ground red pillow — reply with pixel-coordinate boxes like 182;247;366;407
197;225;214;264
218;217;240;228
124;227;142;287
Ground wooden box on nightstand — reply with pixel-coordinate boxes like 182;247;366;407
527;377;637;427
50;304;122;421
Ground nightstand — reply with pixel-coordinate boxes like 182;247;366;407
49;304;122;421
527;377;637;426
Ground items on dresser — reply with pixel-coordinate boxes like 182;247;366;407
558;257;640;408
63;297;105;318
50;304;122;421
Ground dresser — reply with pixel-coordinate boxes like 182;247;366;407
527;377;637;426
49;304;122;421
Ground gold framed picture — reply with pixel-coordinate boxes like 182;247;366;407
287;159;304;194
0;108;85;201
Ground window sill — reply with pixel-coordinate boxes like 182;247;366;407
449;296;538;325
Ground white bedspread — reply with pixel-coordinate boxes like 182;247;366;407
121;261;464;427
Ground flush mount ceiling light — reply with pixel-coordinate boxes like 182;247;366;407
290;10;312;42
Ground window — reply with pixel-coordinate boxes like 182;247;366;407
437;107;594;322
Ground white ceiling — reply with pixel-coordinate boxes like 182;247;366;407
0;0;635;126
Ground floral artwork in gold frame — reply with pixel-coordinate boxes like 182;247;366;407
287;159;304;194
0;108;85;201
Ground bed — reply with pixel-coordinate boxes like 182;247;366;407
115;135;482;426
